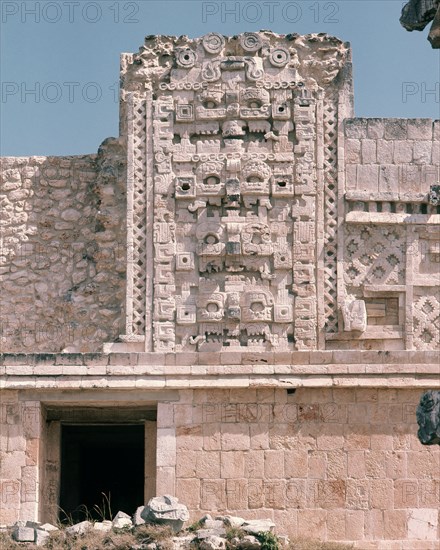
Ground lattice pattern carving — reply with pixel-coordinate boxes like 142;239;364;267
413;292;440;350
344;226;405;286
128;95;147;337
323;91;339;333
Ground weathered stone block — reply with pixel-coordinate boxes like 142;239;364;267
413;140;432;163
141;495;189;533
12;526;35;542
345;139;361;163
407;119;433;140
220;451;245;478
297;510;327;538
345;164;358;190
345;510;364;540
157;428;176;467
220;425;250;451
356;165;379;192
378;165;399;193
384;119;407;140
345;119;368;138
176;478;201;510
361;139;377;164
393;140;414;163
384;510;407;540
367;119;385;139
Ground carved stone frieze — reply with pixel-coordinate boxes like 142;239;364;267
120;32;350;351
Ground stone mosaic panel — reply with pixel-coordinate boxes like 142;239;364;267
121;32;349;351
344;225;406;287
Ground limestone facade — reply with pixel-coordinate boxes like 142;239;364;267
0;33;439;548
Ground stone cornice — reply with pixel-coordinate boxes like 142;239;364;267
0;351;438;390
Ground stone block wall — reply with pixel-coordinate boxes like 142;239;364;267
344;118;439;196
2;383;439;547
341;118;440;352
163;388;440;548
0;391;42;526
0;139;126;352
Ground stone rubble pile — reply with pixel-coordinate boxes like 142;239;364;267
8;495;285;549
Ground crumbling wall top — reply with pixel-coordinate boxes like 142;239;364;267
120;32;351;93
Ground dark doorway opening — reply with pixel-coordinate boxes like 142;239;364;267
59;424;144;523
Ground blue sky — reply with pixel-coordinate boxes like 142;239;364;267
1;0;439;156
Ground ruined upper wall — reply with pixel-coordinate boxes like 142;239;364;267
118;32;353;137
0;140;126;352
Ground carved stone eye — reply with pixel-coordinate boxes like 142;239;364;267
176;48;197;68
248;100;261;109
202;32;225;54
247;176;262;183
239;32;263;52
251;234;262;245
205;176;220;186
269;47;290;67
250;302;264;313
203;100;217;109
207;303;219;313
205;234;218;245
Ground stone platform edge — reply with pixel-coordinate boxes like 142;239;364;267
0;351;438;389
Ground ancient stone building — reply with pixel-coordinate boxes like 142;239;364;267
0;32;439;548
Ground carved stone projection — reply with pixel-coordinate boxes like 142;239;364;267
342;295;367;332
416;390;440;445
119;32;349;352
141;495;189;532
400;0;440;47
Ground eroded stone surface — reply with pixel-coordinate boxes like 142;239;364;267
417;390;440;444
141;495;189;532
12;526;34;542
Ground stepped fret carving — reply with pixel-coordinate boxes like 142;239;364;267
126;95;148;338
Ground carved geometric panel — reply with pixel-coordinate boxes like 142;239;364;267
413;290;440;350
344;226;406;287
323;92;339;333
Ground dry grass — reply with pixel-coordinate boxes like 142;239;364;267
0;527;355;550
44;529;135;549
289;538;354;550
0;531;30;549
135;523;175;550
0;523;175;550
